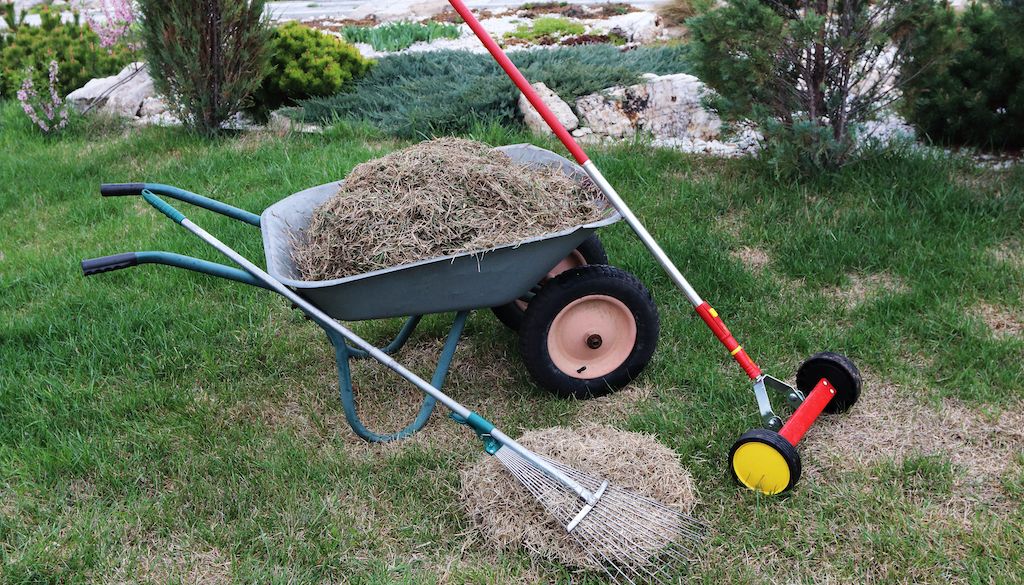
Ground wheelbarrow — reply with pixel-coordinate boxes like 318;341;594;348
81;144;661;443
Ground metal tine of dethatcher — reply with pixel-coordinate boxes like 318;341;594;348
495;446;702;584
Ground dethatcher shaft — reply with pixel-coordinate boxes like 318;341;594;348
448;0;764;381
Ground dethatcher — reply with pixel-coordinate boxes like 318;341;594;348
443;0;863;496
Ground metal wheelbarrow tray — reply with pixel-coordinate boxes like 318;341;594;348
83;144;663;443
262;145;618;321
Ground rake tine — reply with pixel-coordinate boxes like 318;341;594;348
494;446;701;584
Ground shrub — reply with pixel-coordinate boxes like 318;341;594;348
901;1;1024;149
302;44;691;137
657;0;715;27
689;0;931;176
17;60;70;135
254;22;371;114
1;2;27;33
506;16;585;41
139;0;271;135
341;21;460;52
0;8;131;98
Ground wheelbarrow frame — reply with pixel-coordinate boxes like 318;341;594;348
83;145;621;443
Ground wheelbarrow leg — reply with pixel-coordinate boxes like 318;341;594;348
325;311;470;443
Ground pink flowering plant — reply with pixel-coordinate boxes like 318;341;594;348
83;0;139;50
17;61;70;135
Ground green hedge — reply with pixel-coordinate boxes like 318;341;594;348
301;44;691;137
901;0;1024;149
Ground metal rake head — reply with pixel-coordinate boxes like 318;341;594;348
495;446;704;584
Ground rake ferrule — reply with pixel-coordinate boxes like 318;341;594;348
566;480;608;532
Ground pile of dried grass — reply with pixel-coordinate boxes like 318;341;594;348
293;138;606;281
460;425;698;571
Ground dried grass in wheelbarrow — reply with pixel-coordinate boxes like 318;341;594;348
293;138;607;281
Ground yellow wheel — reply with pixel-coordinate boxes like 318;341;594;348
729;428;801;495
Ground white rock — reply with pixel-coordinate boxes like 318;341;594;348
592;11;663;43
576;73;722;141
572;127;594;138
519;82;578;136
138;96;168;117
268;109;323;134
135;111;181;127
348;0;450;23
66;62;155;117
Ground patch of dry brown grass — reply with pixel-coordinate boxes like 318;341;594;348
574;381;655;425
716;209;747;240
105;532;231;585
730;245;770;272
978;301;1024;339
990;238;1023;269
803;372;1024;509
823;272;908;309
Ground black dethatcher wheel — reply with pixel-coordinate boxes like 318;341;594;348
491;235;608;331
729;428;801;495
518;265;659;399
796;352;862;414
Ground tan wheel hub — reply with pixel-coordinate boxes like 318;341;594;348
547;294;636;379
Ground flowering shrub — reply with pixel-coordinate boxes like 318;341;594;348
84;0;138;49
17;61;70;134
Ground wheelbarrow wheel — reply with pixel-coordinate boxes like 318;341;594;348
491;235;608;331
518;265;659;399
729;428;801;495
796;352;862;414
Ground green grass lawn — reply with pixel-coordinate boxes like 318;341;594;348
1;103;1022;584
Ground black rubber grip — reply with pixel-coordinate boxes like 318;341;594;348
81;253;138;276
100;183;146;196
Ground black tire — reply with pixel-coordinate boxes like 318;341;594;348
518;265;659;399
491;235;609;331
796;351;862;414
729;428;801;495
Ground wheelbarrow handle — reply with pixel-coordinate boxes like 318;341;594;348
100;183;146;196
98;183;262;227
81;252;138;276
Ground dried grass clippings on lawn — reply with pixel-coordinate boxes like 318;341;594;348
802;372;1024;510
824;271;908;309
730;245;770;271
293;138;607;281
978;301;1024;339
460;425;697;571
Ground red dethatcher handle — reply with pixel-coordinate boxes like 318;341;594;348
448;0;590;165
779;378;835;446
695;302;761;379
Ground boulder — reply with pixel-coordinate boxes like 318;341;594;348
66;62;157;118
576;73;722;141
519;82;579;136
595;11;663;44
